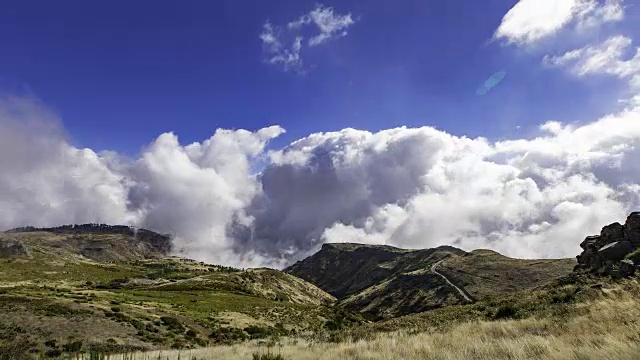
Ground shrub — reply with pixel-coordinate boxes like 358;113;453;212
208;327;247;343
244;326;276;339
160;316;185;332
44;348;62;358
62;340;83;353
170;340;186;349
252;352;286;360
493;304;518;319
130;319;145;331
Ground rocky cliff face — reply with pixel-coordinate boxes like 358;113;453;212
575;212;640;277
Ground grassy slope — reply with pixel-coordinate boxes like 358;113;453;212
0;232;355;358
438;249;576;299
0;232;583;359
95;277;640;360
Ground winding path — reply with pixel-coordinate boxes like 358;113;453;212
431;259;474;303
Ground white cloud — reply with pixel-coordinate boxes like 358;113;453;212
0;95;285;267
494;0;624;46
288;5;356;46
259;4;356;72
3;93;640;268
544;35;640;80
0;96;137;229
250;105;640;262
577;0;625;31
260;22;303;72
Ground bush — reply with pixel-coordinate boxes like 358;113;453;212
44;348;62;358
145;323;159;333
161;316;185;332
244;325;277;339
130;319;145;331
62;340;83;353
170;340;186;349
208;327;247;343
493;304;518;319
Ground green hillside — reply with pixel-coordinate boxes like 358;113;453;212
0;227;359;358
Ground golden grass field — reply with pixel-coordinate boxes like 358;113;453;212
86;280;640;360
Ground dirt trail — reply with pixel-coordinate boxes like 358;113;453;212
431;260;474;303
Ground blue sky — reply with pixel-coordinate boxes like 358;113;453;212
2;0;640;265
1;0;635;155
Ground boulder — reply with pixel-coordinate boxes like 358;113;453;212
619;259;636;277
600;223;624;245
597;241;634;262
577;247;597;265
580;235;600;250
624;212;640;246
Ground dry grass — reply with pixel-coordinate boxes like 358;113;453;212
94;281;640;360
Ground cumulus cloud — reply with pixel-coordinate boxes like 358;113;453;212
543;35;640;79
2;93;640;268
234;107;640;263
494;0;624;46
259;4;356;72
0;95;285;267
0;96;136;229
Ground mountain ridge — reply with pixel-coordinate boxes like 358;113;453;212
285;241;575;319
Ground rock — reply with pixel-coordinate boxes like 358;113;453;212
573;264;587;272
609;269;621;279
580;235;600;250
577;247;597;265
598;241;634;262
600;223;625;245
624;212;640;246
0;236;30;257
619;259;636;277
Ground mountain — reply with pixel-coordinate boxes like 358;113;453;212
0;225;353;356
285;242;575;319
2;224;172;262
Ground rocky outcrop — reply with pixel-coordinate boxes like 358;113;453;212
0;236;30;257
575;212;640;277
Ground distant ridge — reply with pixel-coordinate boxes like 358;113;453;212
286;242;574;319
2;224;173;261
